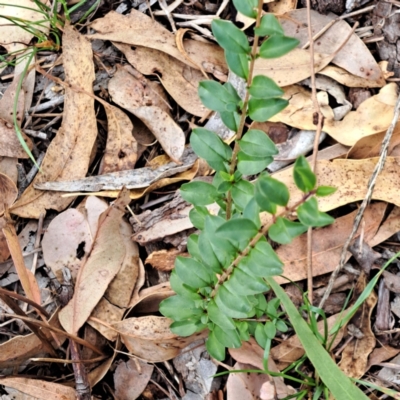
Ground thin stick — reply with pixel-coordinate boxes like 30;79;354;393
319;91;400;309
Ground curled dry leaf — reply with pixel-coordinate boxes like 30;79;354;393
270;83;398;146
0;377;75;400
279;8;384;83
114;358;154;400
88;9;226;75
128;282;174;311
99;105;138;174
108;67;185;163
58;188;131;334
11;22;97;219
113;316;208;362
115;43;207;117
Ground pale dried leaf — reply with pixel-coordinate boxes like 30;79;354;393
129;282;174;311
268;0;297;13
10;23;97;218
58;188;131;334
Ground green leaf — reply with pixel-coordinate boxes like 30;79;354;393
160;295;203;321
255;14;284;36
297;197;319;227
238;151;273;175
191;128;232;172
266;277;370;400
264;321;277;339
232;0;257;18
216;218;259;246
220;110;241;131
243;197;261;228
225;51;249;79
276;319;288;332
248;97;288;122
269;217;307;244
248;75;284;99
206;329;226;360
189;206;209;230
214;325;242;348
236;321;250;341
259;35;300;59
187;234;201;260
316;185;337;197
256;174;290;207
181;181;218;206
293;155;316;192
231;179;254;211
239;129;278;158
212;19;251;54
170;271;203;300
225;266;269;295
175;256;213;289
199;81;240;112
170;319;206;336
255;322;268;348
207;299;236;330
216;286;255;318
314;211;335;228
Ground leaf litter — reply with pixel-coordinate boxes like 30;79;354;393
1;0;400;399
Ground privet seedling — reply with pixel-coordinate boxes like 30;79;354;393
160;0;336;361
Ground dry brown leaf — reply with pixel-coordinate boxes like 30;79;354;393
0;377;75;400
268;0;297;14
88;9;226;74
319;65;385;88
129;282;174;311
108;67;185;163
280;9;384;83
145;248;184;272
114;358;154;400
42;196;108;281
367;346;400;371
99;105;138;174
10;22;97;218
275;203;385;284
115;43;207;117
339;272;377;378
58;188;131;334
254;48;333;87
113;316;208;362
270;83;398;146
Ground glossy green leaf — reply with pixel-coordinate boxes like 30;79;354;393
191;128;232;172
159;295;203;321
243;197;261;228
220;110;241;131
199;80;240;112
269;217;307;244
236;321;250;341
216;218;258;246
256;174;290;206
214;325;242;348
189;206;209;230
314;211;335;227
293;155;316;192
297;197;319;227
225;266;269;295
225;51;249;79
239;129;278;158
231;179;254;211
175;256;213;289
207;299;236;330
170;319;206;336
264;321;277;339
254;185;276;214
206;329;226;360
181;181;218;206
276;319;288;332
212;19;251;54
267;277;370;400
248;97;288;122
259;35;299;59
170;270;202;300
232;0;257;18
218;181;234;193
238;151;273;175
255;322;268;348
316;185;337;197
248;75;284;99
255;14;284;36
216;286;255;318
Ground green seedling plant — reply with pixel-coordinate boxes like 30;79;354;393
160;0;372;398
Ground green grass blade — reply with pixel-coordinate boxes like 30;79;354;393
266;277;369;400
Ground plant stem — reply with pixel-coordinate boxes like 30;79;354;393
225;0;264;220
211;191;314;297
